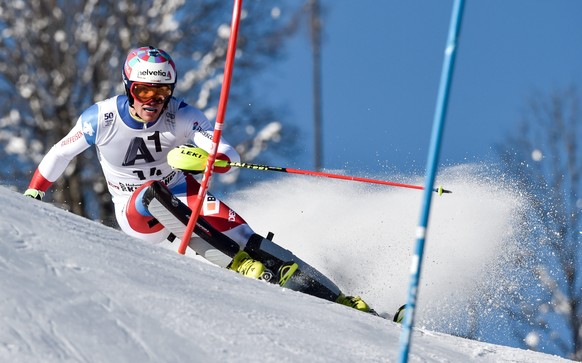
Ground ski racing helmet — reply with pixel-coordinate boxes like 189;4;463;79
122;46;177;106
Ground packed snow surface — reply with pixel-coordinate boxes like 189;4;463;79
0;165;572;362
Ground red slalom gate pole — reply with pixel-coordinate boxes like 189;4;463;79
178;0;243;254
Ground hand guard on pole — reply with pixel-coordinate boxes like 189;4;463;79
168;145;209;172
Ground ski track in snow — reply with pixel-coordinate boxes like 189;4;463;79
0;164;574;362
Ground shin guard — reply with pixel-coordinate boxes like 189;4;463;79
142;181;240;261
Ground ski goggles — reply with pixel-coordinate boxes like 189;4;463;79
130;83;173;104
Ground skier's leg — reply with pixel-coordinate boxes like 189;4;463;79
243;234;340;301
168;174;255;251
243;234;376;314
117;179;234;268
133;176;376;313
138;179;241;267
134;175;270;280
116;181;171;244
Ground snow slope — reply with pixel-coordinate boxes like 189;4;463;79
0;166;572;362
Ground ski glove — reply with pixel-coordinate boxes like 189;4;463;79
24;188;45;200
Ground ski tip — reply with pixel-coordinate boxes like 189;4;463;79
393;304;407;323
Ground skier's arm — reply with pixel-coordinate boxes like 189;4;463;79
181;103;240;173
195;134;239;174
25;110;95;198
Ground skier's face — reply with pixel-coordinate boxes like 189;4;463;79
131;97;164;122
130;83;172;122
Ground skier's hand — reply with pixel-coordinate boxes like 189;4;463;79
168;144;209;172
24;188;45;200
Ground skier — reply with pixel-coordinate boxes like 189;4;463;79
24;46;378;315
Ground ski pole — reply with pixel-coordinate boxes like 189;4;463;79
178;0;243;255
215;159;452;194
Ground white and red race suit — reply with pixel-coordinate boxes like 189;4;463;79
27;95;254;255
27;95;347;301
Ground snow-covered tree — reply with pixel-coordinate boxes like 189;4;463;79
497;87;582;360
0;0;299;224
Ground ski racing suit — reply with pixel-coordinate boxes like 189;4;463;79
27;95;343;302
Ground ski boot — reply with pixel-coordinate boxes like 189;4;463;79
228;250;274;281
335;293;378;316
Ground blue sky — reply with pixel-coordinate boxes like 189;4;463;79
256;1;582;175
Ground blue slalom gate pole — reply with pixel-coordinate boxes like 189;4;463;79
398;1;465;362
